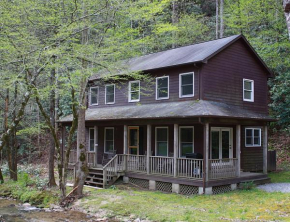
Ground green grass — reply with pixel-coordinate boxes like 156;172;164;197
269;171;290;183
77;171;290;222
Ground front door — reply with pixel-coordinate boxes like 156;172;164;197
128;126;139;155
210;127;233;159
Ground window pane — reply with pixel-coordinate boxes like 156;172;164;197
254;129;260;136
157;128;167;141
158;88;168;98
90;88;98;104
181;143;193;156
106;94;114;103
157;142;168;156
131;82;139;91
180;128;193;142
246;137;252;145
246;129;252;137
181;74;193;85
182;85;193;95
129;129;138;147
211;131;219;159
222;131;230;158
89;140;94;151
90;129;94;138
129;148;137;155
244;81;252;90
244;91;252;100
105;141;114;152
131;91;139;100
158;78;168;88
106;85;114;94
254;137;260;145
106;129;113;140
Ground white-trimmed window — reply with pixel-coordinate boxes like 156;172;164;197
179;72;194;98
156;76;169;100
105;84;115;104
129;80;140;102
245;128;261;147
89;128;95;152
89;87;99;105
179;126;194;157
243;79;254;102
155;127;168;156
104;127;114;153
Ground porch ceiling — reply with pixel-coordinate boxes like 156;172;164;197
59;100;275;123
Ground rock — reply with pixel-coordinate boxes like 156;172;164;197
50;204;62;209
23;203;31;207
134;218;141;222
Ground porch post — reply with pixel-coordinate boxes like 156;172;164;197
124;125;128;171
94;126;98;167
174;124;178;178
147;124;152;175
205;123;209;182
263;125;268;174
236;125;241;177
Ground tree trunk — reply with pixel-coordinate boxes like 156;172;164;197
48;58;57;187
219;0;224;38
284;0;290;40
10;83;18;181
172;1;178;48
0;168;3;184
216;0;219;39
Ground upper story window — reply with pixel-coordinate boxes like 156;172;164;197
179;72;194;98
105;84;115;104
156;76;169;100
129;80;140;102
89;87;99;106
243;79;254;102
245;128;261;147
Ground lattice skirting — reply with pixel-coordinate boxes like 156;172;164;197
180;184;199;195
129;177;149;189
212;184;232;195
156;181;172;193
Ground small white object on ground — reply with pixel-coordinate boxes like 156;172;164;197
257;183;290;193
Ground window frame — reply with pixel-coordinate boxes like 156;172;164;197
245;128;261;147
128;80;140;102
88;128;95;152
89;86;99;106
179;126;194;157
156;76;169;100
104;127;114;153
243;79;254;102
105;84;115;105
179;72;194;98
155;127;169;157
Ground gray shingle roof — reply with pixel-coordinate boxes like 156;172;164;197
59;100;274;122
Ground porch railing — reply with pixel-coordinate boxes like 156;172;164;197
177;158;203;179
209;158;238;179
127;154;147;173
68;150;96;167
150;156;174;176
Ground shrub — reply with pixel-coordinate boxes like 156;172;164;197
239;181;255;190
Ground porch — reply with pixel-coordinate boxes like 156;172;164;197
67;121;269;191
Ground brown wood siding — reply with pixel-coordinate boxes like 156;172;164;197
200;39;269;114
88;64;199;109
241;126;264;172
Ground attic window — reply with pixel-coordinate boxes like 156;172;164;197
105;84;115;104
89;87;99;105
243;79;254;102
179;72;194;98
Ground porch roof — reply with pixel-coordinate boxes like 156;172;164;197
59;100;275;123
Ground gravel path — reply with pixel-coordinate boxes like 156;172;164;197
257;183;290;193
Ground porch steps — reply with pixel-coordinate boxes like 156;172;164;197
85;168;105;188
85;168;120;188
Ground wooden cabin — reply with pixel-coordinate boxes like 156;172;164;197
60;35;275;195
